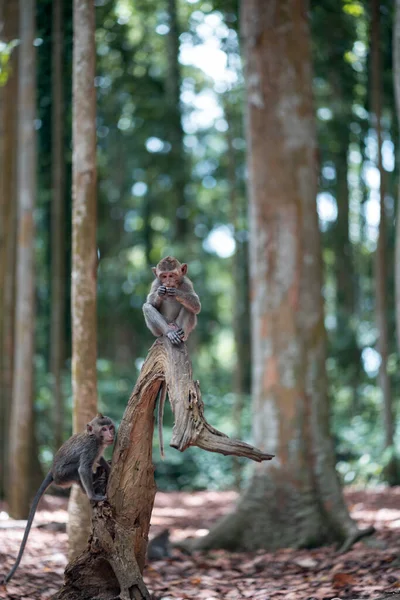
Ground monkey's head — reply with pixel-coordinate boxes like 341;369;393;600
86;415;115;446
152;256;187;287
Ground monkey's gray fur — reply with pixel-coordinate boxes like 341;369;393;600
2;415;115;584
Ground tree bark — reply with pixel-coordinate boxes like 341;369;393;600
51;0;66;451
7;0;36;519
0;0;18;500
371;0;396;482
68;0;98;558
54;339;271;600
194;0;363;552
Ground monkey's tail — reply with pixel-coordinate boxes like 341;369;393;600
3;471;53;584
157;381;167;459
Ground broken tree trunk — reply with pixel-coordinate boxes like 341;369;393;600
53;338;273;600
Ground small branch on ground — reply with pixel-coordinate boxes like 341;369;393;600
337;525;376;554
53;338;273;599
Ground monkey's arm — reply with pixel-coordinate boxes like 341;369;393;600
170;281;201;314
3;472;53;583
78;453;107;502
146;280;164;310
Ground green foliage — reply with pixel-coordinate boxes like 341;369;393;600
22;0;400;493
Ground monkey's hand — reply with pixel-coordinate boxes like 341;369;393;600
157;285;167;296
167;329;184;345
166;287;177;296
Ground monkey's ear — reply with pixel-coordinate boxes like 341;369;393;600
181;263;188;275
152;267;157;277
86;424;93;433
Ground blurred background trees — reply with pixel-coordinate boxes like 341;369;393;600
0;0;400;522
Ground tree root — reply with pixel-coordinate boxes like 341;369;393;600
337;524;375;554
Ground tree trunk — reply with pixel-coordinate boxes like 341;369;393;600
394;0;400;359
54;339;271;600
68;0;98;558
7;0;37;519
226;102;251;488
50;0;66;451
194;0;364;552
371;0;396;483
0;0;18;500
166;0;187;242
331;128;361;411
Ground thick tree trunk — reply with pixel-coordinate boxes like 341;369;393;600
0;0;18;499
54;339;271;600
195;0;363;552
371;0;396;483
68;0;98;558
7;0;37;519
51;0;66;451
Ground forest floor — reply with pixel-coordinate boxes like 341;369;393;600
0;487;399;600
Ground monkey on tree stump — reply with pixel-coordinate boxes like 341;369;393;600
143;256;201;345
143;256;201;457
1;415;115;584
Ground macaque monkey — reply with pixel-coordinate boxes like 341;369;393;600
2;415;115;584
143;256;201;346
147;528;171;561
143;257;200;458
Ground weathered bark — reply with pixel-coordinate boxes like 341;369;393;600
54;339;271;600
194;0;362;552
51;0;66;451
371;0;396;482
7;0;36;519
0;0;18;499
166;0;187;242
68;0;98;558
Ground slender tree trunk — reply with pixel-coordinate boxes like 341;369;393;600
371;0;396;482
51;0;66;451
394;0;400;358
166;0;187;242
332;129;361;411
68;0;98;558
0;0;18;500
7;0;37;519
226;104;251;488
195;0;361;551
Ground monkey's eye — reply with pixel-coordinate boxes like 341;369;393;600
102;426;107;431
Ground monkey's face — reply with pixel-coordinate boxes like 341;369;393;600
99;423;115;446
87;417;115;446
157;269;182;288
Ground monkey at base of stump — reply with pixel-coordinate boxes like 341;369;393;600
1;414;115;584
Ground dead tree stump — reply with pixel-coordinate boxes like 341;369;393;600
53;338;273;600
